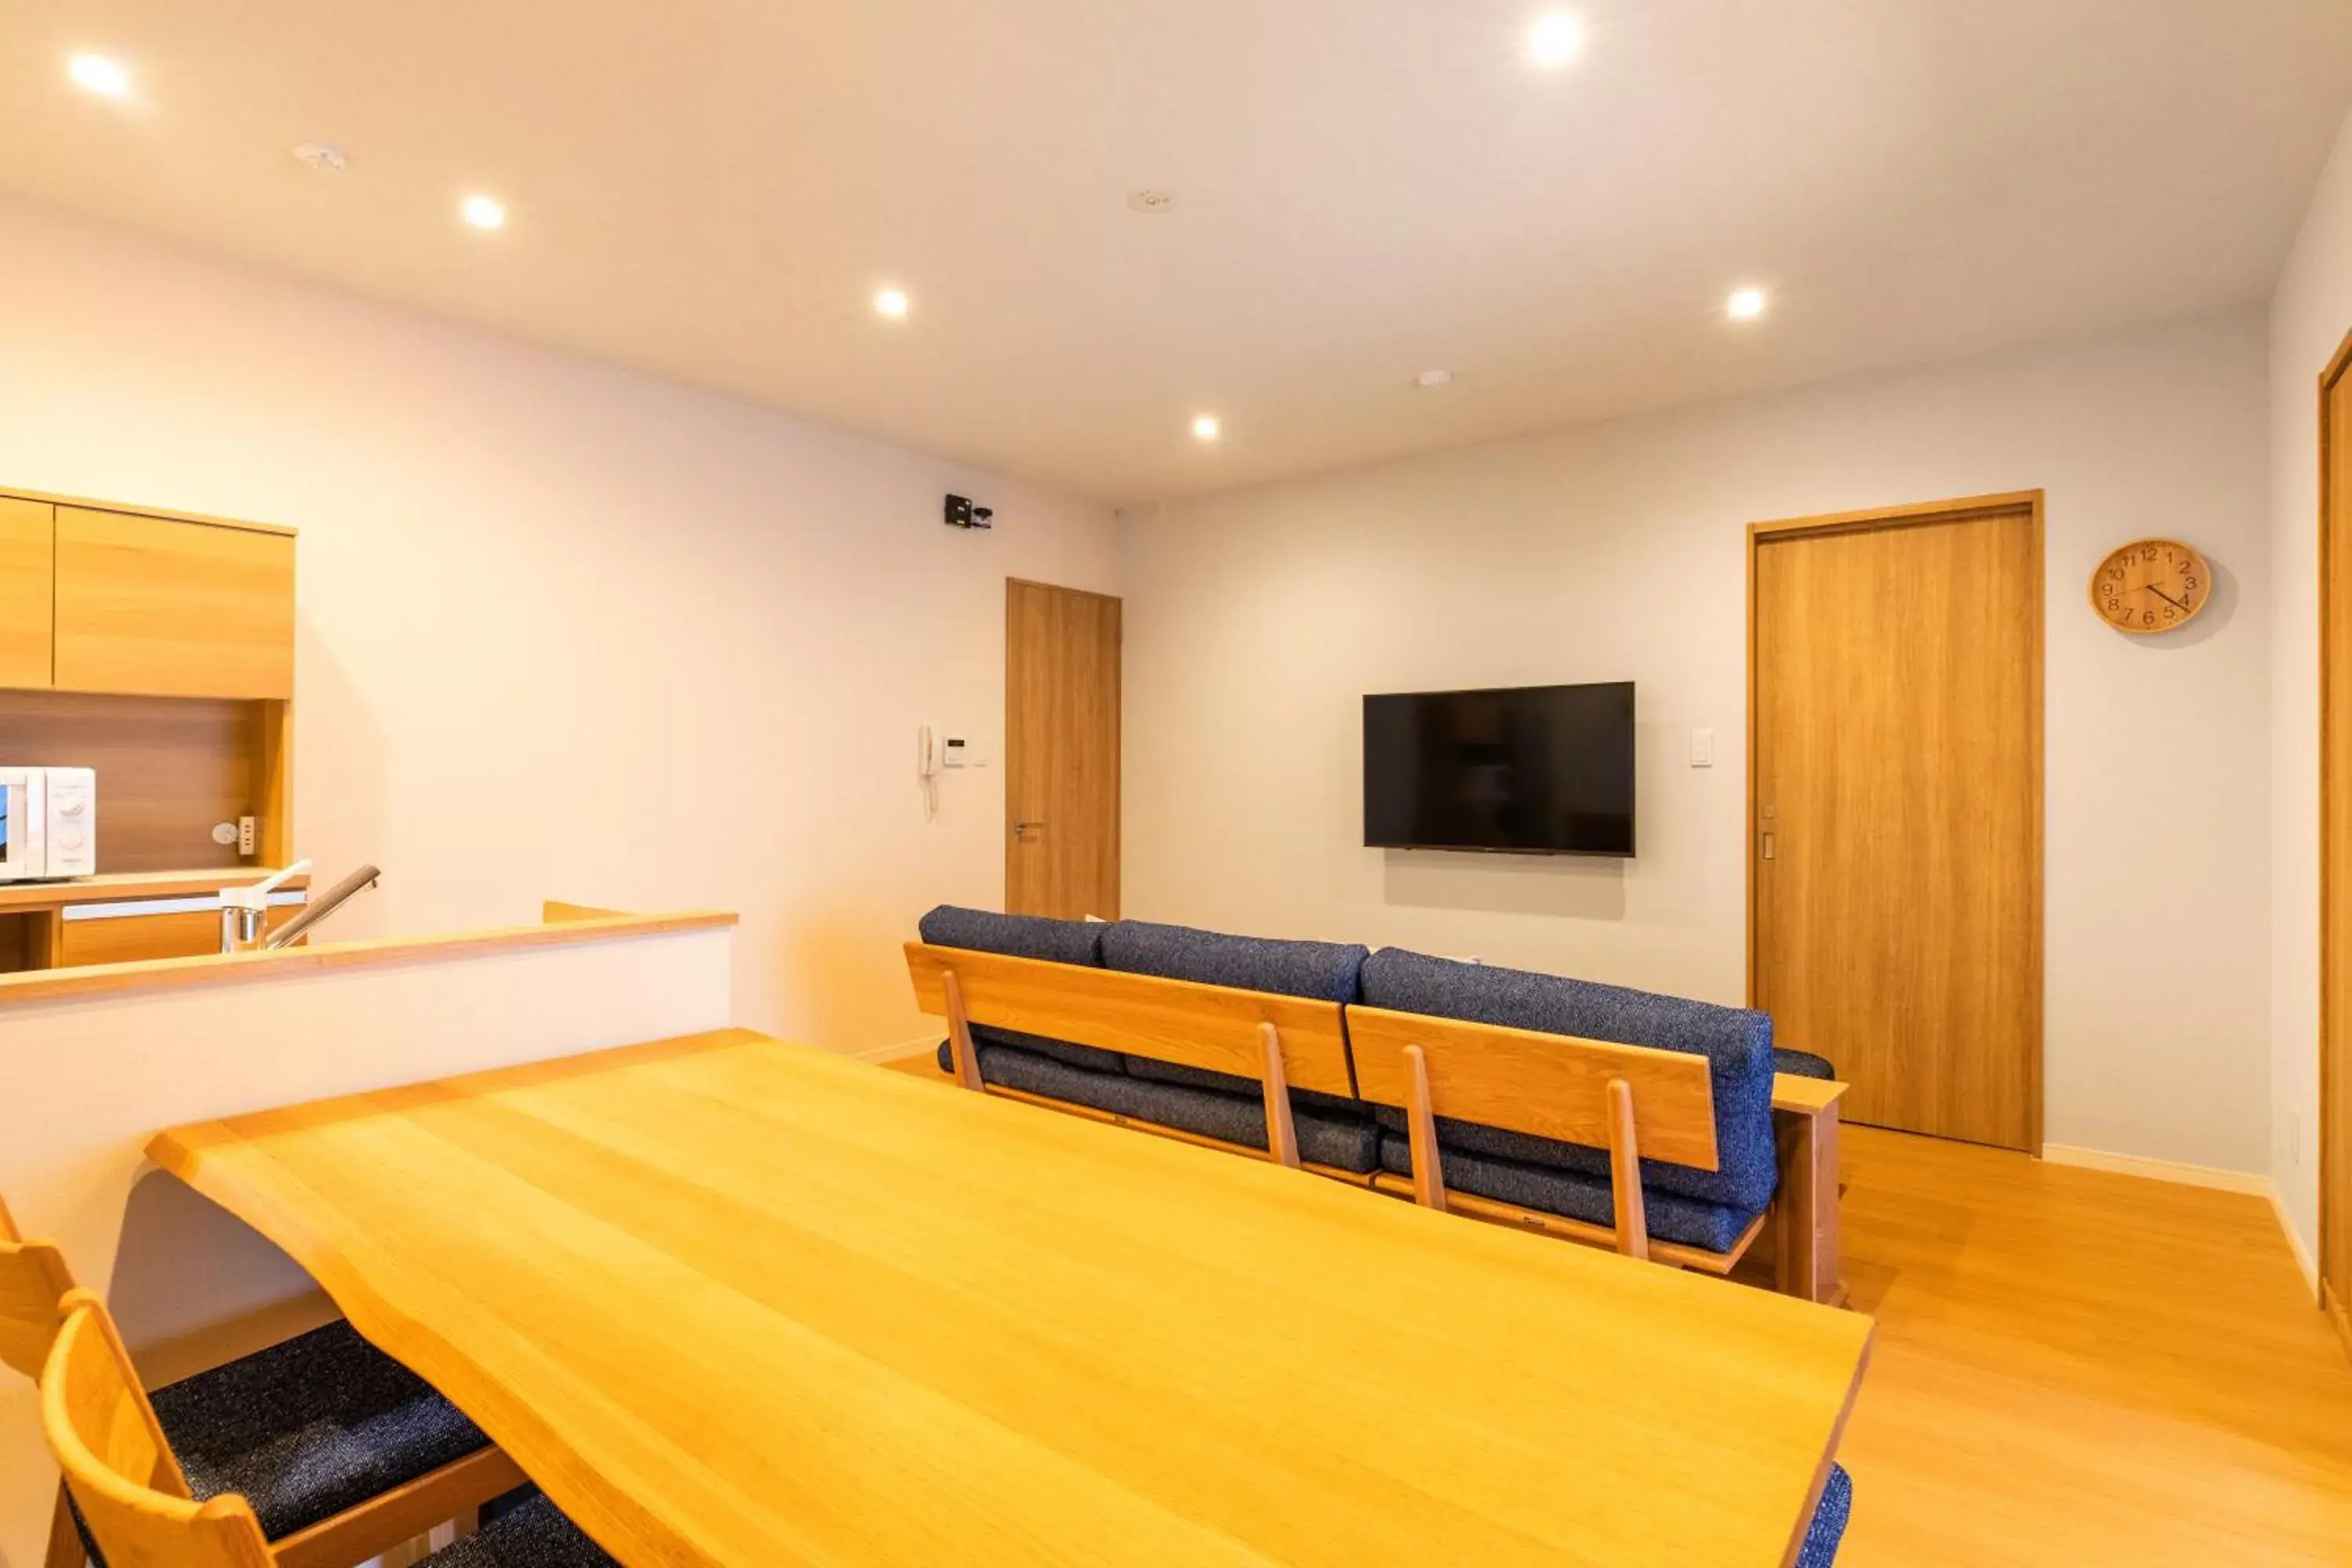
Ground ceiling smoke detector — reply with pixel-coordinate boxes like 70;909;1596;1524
291;143;348;173
1126;189;1177;215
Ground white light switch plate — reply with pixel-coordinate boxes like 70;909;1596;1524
1690;728;1715;768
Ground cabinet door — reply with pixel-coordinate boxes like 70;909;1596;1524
57;899;298;967
0;497;53;688
54;508;295;699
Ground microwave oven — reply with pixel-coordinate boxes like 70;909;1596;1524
0;767;96;883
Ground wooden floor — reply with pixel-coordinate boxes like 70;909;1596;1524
883;1053;2352;1564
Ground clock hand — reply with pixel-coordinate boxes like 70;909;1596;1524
2146;584;2189;612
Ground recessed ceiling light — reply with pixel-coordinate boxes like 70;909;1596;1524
461;194;506;230
67;54;132;98
1726;287;1767;321
1416;370;1455;390
874;288;909;318
1192;416;1221;441
1527;14;1584;67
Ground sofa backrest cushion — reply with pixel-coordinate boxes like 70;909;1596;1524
1100;920;1373;1096
916;906;1123;1074
1357;947;1777;1212
1101;920;1370;1003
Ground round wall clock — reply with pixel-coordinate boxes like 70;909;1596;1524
2090;538;2211;636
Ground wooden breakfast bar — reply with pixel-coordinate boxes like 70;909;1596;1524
149;1031;1873;1567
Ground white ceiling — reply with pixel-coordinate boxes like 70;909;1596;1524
3;2;2350;505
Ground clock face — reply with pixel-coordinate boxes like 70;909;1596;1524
2091;539;2210;636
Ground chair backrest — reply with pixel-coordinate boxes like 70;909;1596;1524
1346;1004;1720;1168
0;1192;79;1383
43;1291;270;1568
905;942;1355;1167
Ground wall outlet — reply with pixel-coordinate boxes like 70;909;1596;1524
1690;728;1715;768
238;815;256;855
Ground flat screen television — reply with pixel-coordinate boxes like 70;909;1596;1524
1363;681;1635;856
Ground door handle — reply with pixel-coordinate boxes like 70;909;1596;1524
1012;820;1047;835
1760;832;1776;861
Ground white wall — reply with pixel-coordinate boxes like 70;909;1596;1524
0;196;1120;1051
1123;315;2272;1174
2269;108;2352;1266
0;920;735;1568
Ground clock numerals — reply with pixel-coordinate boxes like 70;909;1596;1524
2092;539;2210;636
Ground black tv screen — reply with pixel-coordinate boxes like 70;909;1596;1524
1363;681;1635;856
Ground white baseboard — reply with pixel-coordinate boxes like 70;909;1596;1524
855;1034;940;1064
2038;1143;2271;1196
2040;1143;2321;1297
2270;1188;2321;1297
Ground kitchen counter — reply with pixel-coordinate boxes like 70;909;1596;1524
0;905;736;1006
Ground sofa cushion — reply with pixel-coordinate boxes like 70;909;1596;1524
1100;919;1370;1002
1375;1134;1762;1254
1100;920;1370;1087
1796;1464;1853;1567
916;905;1125;1074
978;1043;1381;1174
1774;1047;1837;1080
1358;947;1777;1212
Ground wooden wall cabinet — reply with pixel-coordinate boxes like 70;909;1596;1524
54;506;296;699
0;495;53;688
0;485;299;895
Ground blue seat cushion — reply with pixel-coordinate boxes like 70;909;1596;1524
427;1491;619;1567
916;905;1124;1073
147;1319;491;1543
1774;1047;1837;1080
1376;1134;1761;1254
1359;948;1778;1212
1796;1464;1853;1567
978;1042;1381;1174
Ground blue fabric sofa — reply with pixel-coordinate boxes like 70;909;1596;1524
921;907;1807;1248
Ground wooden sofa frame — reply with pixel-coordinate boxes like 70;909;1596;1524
903;942;1361;1178
905;942;1847;1305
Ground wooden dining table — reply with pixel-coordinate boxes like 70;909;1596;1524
148;1029;1873;1567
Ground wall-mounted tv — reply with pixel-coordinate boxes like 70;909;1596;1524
1363;681;1635;857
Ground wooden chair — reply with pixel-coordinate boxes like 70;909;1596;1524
42;1293;616;1568
0;1193;525;1568
903;942;1356;1171
1347;1004;1758;1269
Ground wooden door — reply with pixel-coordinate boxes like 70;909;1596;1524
1751;493;2043;1150
1005;579;1120;920
54;508;295;699
0;497;53;688
2321;329;2352;1333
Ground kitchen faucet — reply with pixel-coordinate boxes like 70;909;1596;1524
263;863;383;950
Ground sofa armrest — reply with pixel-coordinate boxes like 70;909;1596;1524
1772;1076;1847;1307
1773;1074;1849;1115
